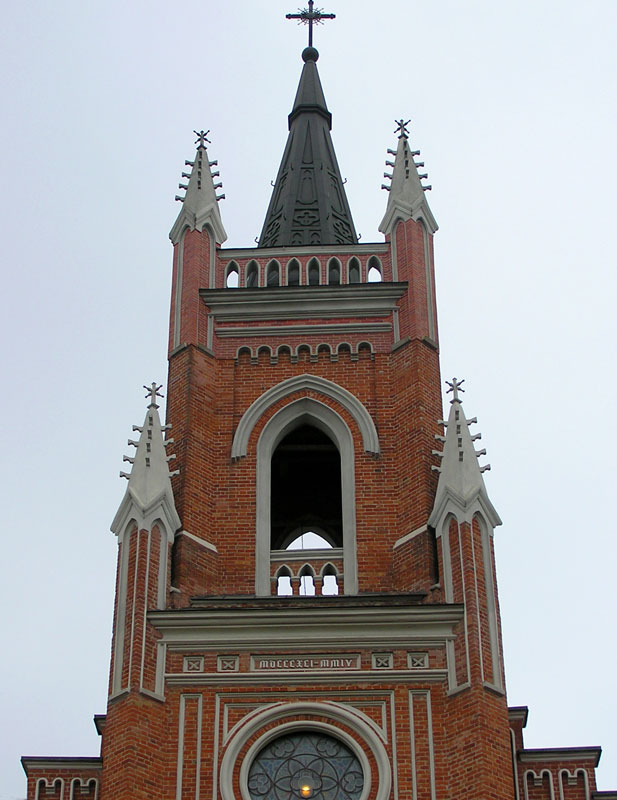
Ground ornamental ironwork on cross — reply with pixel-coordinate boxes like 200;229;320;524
286;0;336;47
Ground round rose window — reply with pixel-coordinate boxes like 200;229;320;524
247;731;364;800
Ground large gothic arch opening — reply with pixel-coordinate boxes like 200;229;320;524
271;424;342;551
255;398;358;596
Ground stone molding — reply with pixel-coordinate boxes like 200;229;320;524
231;374;380;459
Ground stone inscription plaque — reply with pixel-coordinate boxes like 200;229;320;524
251;654;360;672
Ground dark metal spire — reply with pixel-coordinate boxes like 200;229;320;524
258;46;357;248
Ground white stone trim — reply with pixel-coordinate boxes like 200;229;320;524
420;220;436;341
254;398;359;595
172;231;185;350
523;769;555;800
511;728;520;800
111;522;133;696
220;243;389;260
216;322;392;338
69;778;99;800
176;529;218;552
164;669;449;687
201;283;405;321
393;525;428;549
176;694;203;800
231;374;380;459
219;701;391;800
477;512;503;690
409;690;437;800
35;778;65;800
559;769;590;800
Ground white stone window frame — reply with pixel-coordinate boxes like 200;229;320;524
285;258;302;286
327;256;342;285
219;701;392;800
346;256;362;284
306;256;322;286
255;397;358;596
225;260;239;288
367;255;383;282
266;259;282;287
244;259;260;288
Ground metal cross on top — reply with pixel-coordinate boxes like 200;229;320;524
144;382;164;408
446;377;466;402
194;129;211;149
286;0;336;48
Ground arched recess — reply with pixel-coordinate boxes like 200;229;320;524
231;374;380;459
255;398;358;596
219;701;391;800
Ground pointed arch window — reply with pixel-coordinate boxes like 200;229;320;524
328;258;341;285
307;258;320;285
348;257;361;284
367;256;382;282
267;260;281;287
225;261;239;288
271;425;342;551
245;260;259;287
287;258;301;286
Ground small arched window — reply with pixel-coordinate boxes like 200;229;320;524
245;260;259;287
348;257;361;284
328;258;341;285
225;261;239;288
298;565;316;596
275;566;293;596
287;258;300;286
266;260;280;287
367;256;382;282
321;563;339;596
307;258;320;285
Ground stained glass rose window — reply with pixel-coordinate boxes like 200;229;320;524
247;731;364;800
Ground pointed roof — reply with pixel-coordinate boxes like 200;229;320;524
428;379;501;528
259;47;357;248
170;131;227;245
379;124;438;236
111;383;181;537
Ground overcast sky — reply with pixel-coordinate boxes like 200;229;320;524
1;0;616;797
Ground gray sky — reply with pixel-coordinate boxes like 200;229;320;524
1;0;616;797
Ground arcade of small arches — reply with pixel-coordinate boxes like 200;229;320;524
223;256;384;288
272;560;341;597
236;341;374;365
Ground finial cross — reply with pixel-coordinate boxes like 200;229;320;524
446;377;465;402
144;382;164;408
395;119;411;139
286;0;335;48
194;129;211;149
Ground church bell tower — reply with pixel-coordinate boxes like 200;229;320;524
21;12;614;800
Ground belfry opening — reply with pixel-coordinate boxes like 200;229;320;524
270;424;342;551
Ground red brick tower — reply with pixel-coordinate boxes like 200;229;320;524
21;38;615;800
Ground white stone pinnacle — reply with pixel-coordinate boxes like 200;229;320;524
111;387;181;537
169;135;227;245
379;129;438;236
428;380;501;528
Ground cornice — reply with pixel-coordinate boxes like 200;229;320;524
219;243;389;260
518;747;602;766
200;283;407;323
21;757;102;772
164;668;449;687
149;603;465;648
